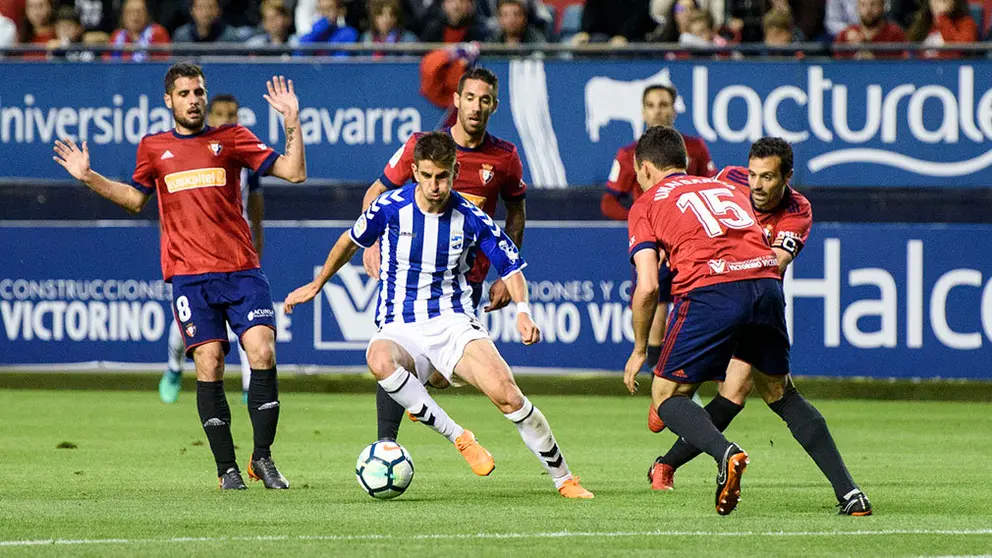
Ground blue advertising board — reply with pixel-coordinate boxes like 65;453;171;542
1;221;990;379
1;60;990;187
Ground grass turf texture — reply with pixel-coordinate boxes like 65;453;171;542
0;390;989;557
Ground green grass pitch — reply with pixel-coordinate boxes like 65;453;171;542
0;389;990;557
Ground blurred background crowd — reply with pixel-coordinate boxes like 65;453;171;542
1;0;990;59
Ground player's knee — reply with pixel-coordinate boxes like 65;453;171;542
192;345;225;381
366;348;398;380
490;380;525;414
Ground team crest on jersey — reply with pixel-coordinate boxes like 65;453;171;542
479;164;494;185
208;142;223;156
184;323;197;338
450;234;463;251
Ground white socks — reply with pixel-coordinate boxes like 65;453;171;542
167;321;185;372
378;368;464;443
504;397;572;488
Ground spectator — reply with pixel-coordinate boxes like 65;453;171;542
487;0;545;44
298;0;359;55
825;0;858;37
648;0;699;42
787;0;826;41
144;0;187;34
57;0;116;37
360;0;418;53
107;0;170;60
47;5;95;59
221;0;260;28
833;0;905;59
296;0;368;36
907;0;978;59
0;12;15;46
763;7;795;45
247;0;298;46
420;0;488;43
572;0;654;45
395;0;436;37
21;0;55;57
727;0;824;43
172;0;241;42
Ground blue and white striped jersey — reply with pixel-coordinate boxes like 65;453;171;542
349;185;526;326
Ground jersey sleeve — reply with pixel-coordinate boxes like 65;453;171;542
130;138;156;195
627;199;658;262
380;135;417;189
232;125;279;176
467;203;526;279
247;170;261;193
348;194;389;248
605;147;637;198
771;200;813;258
688;139;717;177
716;166;749;188
500;147;527;201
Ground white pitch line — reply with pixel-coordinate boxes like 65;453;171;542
2;529;991;548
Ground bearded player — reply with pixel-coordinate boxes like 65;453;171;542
361;67;528;444
53;63;306;490
648;137;815;491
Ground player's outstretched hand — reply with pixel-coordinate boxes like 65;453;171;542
363;241;381;280
484;279;511;313
264;75;299;120
53;138;91;182
517;312;541;345
623;350;646;394
283;281;321;314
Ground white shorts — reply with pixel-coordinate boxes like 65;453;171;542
366;313;490;384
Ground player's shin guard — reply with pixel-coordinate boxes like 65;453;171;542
656;395;733;462
168;322;185;372
247;367;279;460
238;344;252;393
376;385;405;441
504;398;572;488
661;395;744;469
377;368;463;443
196;380;237;475
769;387;858;501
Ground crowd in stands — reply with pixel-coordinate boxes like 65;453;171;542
0;0;989;57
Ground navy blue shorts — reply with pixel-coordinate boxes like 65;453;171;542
631;262;674;304
655;278;790;384
170;268;276;357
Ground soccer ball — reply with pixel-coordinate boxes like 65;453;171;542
355;441;415;499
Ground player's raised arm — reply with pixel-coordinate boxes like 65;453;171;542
263;76;306;184
53;138;151;214
284;231;360;313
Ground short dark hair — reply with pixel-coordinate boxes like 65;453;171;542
55;5;81;24
164;63;205;94
413;132;457;170
643;84;677;106
208;94;239;111
497;0;525;10
748;137;793;176
635;126;688;172
457;67;499;97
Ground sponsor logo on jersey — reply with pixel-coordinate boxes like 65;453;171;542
479;164;494;185
184;322;197;338
256;143;267;150
160;150;174;160
628;235;636;248
459;192;487;208
708;259;727;274
208;142;223;156
247;308;274;321
164;168;227;193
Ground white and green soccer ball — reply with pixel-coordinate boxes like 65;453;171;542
355;441;415;499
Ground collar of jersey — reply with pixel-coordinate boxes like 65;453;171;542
444;127;489;152
172;125;212;139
